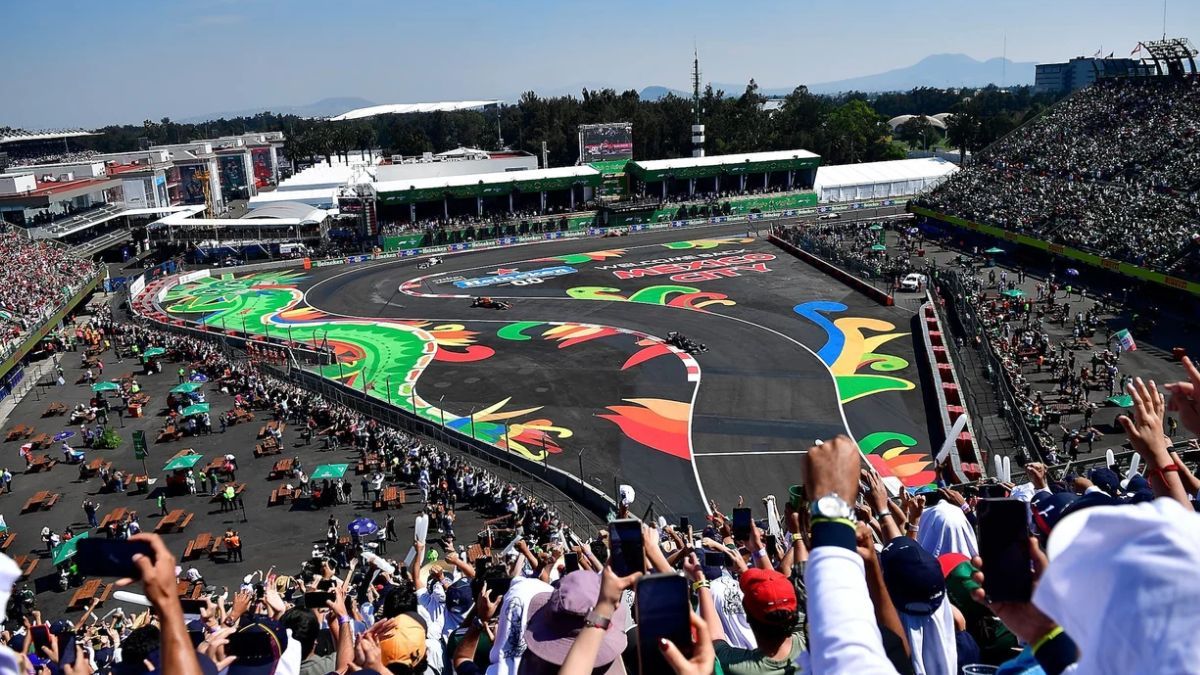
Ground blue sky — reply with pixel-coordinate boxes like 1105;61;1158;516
2;0;1194;128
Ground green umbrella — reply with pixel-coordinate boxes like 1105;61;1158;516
181;403;210;416
310;463;349;480
868;224;883;231
163;453;204;472
170;382;203;394
984;247;1005;255
871;244;887;252
52;531;89;566
1000;289;1025;299
1106;394;1134;408
142;347;166;358
91;381;120;393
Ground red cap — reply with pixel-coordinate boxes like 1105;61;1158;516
739;568;797;623
937;552;971;579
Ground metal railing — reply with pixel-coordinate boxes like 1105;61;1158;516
934;267;1050;464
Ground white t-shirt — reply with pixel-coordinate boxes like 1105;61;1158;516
486;576;553;675
710;573;758;650
417;585;448;675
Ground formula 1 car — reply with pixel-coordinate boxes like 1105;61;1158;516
417;257;443;270
471;296;511;310
666;331;707;355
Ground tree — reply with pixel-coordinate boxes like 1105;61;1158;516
824;99;888;163
896;116;937;149
944;103;982;162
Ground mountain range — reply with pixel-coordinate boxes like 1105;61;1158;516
639;53;1036;100
173;53;1036;123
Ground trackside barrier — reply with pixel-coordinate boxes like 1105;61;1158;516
917;295;982;482
767;234;895;306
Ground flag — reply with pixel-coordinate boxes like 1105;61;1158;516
1115;329;1138;352
1131;42;1143;55
1107;52;1114;58
1093;47;1103;58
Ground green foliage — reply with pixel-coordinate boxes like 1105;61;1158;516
76;84;1064;169
95;427;122;450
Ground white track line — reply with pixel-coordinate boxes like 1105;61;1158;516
693;450;809;457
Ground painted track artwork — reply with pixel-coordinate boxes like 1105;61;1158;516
160;226;936;518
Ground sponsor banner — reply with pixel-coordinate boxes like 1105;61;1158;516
453;266;577;289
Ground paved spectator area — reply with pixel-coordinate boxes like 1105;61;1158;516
879;225;1199;469
0;299;513;619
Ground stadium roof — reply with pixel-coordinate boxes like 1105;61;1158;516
0;129;97;145
813;157;958;202
330;100;502;121
373;165;601;205
243;201;329;224
627;149;820;181
248;187;338;209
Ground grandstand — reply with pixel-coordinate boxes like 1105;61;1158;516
915;51;1200;292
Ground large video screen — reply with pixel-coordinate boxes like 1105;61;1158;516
579;123;633;163
251;148;274;188
178;164;207;205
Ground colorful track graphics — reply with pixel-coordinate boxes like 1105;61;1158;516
162;271;696;463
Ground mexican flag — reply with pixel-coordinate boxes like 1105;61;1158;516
1115;329;1137;352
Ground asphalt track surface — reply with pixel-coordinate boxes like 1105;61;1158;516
303;224;931;520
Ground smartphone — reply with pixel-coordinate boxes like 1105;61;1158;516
732;508;752;541
304;591;334;608
635;574;692;675
179;598;207;614
608;519;644;577
679;516;690;534
919;487;945;507
75;539;154;578
977;498;1034;602
763;534;779;561
31;626;51;656
563;552;580;574
701;550;725;579
979;483;1008;499
227;629;279;665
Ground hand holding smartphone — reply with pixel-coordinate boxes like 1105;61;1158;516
635;574;692;675
977;498;1034;602
732;508;752;541
75;539;154;579
608;519;644;577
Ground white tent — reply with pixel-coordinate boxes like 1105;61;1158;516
813;158;958;203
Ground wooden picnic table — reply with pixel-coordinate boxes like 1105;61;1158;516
43;402;66;417
268;485;297;507
183;532;213;561
26;455;56;474
156;425;181;444
69;579;111;611
254;439;281;458
356;453;383;475
154;509;194;534
204;457;228;474
22;491;59;513
81;458;112;478
97;507;128;531
210;483;246;503
258;420;285;439
269;458;294;479
374;485;405;511
29;433;52;449
12;554;37;579
127;473;150;493
5;424;33;441
231;408;255;424
0;532;17;552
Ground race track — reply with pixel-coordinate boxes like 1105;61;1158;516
162;224;936;520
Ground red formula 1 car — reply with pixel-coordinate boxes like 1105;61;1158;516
471;296;511;310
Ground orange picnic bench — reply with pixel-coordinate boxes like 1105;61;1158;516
5;425;33;442
12;554;37;579
154;509;194;534
183;532;213;561
68;578;112;611
373;485;405;511
22;491;60;513
268;458;294;479
268;486;297;507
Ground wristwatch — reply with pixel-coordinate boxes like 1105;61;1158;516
584;610;611;630
810;492;855;521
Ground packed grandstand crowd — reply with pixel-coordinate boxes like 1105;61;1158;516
917;75;1200;276
0;229;98;357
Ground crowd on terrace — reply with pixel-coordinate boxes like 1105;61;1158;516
0;229;98;356
917;75;1200;276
